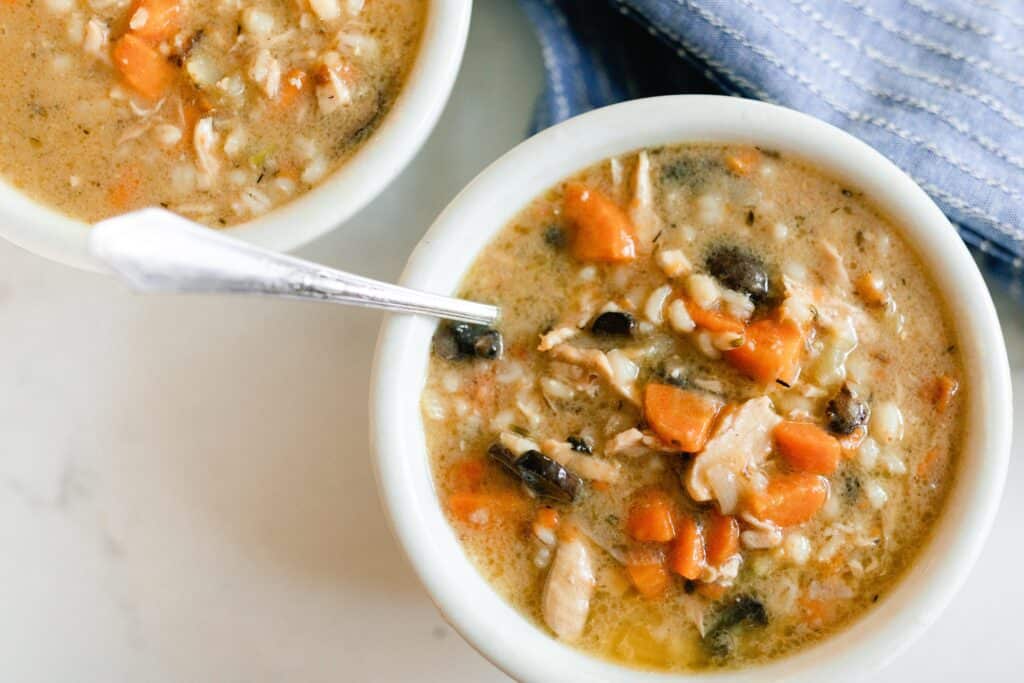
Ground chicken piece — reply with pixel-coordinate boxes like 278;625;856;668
541;439;620;484
542;535;596;642
605;428;646;457
537;326;579;352
193;117;220;182
819;241;852;291
248;49;281;100
740;513;783;549
628;150;662;249
547;344;640;404
314;52;354;114
686;397;781;513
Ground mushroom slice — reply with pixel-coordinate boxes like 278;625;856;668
686;397;781;513
542;535;595;642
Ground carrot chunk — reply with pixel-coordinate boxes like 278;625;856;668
448;491;526;526
563;182;637;263
704;511;740;567
668;514;705;580
626;556;670;598
747;472;829;527
684;298;746;335
627;488;677;543
724;147;762;176
724;317;803;385
127;0;182;42
112;33;177;100
773;421;841;475
644;383;722;453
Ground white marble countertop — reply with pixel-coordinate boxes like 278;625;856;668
0;2;1019;680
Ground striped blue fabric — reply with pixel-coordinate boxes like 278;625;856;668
519;0;1024;285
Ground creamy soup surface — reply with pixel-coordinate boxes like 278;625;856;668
0;0;425;226
422;144;963;671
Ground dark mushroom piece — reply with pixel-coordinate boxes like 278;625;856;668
543;225;567;249
705;245;770;304
516;450;583;503
591;311;636;337
826;384;870;435
702;595;769;659
486;442;519;474
567;435;592;454
432;321;504;361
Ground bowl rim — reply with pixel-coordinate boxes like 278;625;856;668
0;0;471;271
370;95;1012;682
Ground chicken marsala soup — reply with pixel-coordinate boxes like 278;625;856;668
422;145;964;671
0;0;425;226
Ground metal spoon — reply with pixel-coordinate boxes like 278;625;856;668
89;208;499;325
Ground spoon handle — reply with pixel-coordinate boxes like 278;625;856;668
89;208;499;326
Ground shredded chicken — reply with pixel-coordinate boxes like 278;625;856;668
541;439;620;484
248;49;281;99
686;397;781;512
605;428;646;457
193;117;221;183
538;326;579;352
740;514;783;549
628;150;662;249
315;53;354;114
542;535;596;642
547;344;640;404
819;241;852;291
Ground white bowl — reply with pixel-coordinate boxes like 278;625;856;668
0;0;471;271
371;96;1012;682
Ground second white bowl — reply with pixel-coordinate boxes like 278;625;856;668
371;95;1011;682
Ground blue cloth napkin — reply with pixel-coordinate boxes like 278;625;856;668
519;0;1024;286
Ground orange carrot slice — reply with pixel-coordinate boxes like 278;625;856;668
112;33;177;100
683;298;746;334
724;317;803;385
626;556;670;598
668;514;705;580
127;0;182;43
704;511;740;567
774;421;841;476
747;472;829;527
644;383;722;452
627;488;677;543
563;182;637;263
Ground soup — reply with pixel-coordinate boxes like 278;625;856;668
421;145;963;671
0;0;425;226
